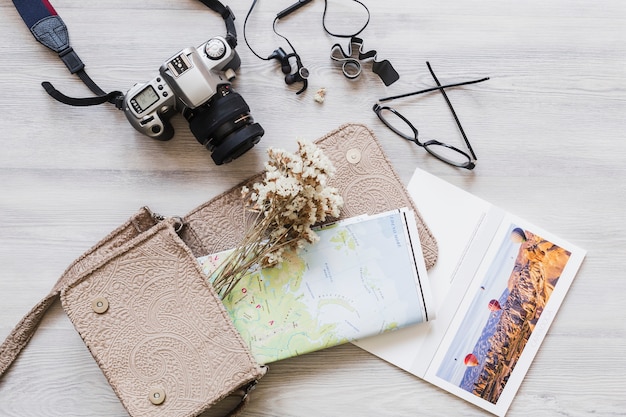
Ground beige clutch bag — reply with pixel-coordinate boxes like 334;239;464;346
0;123;437;416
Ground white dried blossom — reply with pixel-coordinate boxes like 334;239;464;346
314;87;326;104
211;139;344;298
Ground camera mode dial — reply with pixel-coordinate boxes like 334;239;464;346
205;38;227;60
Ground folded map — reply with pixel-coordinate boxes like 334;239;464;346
198;208;434;364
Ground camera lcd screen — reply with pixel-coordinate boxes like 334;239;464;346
133;85;160;113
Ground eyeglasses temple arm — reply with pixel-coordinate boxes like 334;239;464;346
378;77;489;102
425;62;479;160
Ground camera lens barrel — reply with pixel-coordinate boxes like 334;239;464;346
186;85;264;165
211;123;264;164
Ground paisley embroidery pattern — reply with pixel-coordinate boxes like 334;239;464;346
61;225;264;417
182;123;438;269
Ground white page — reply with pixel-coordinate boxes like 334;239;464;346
354;169;501;372
354;169;586;416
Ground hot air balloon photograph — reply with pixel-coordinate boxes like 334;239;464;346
488;299;501;312
464;353;479;367
435;223;574;406
510;227;527;243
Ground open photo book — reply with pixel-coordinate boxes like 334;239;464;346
198;208;435;365
354;168;586;416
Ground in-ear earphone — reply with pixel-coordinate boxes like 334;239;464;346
268;47;293;74
244;0;311;95
268;47;309;94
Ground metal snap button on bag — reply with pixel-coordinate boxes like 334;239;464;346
91;297;109;314
149;388;166;405
346;148;362;164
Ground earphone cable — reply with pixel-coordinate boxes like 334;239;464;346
244;0;302;60
243;0;271;60
322;0;370;38
272;17;299;58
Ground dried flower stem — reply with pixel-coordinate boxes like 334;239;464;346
211;140;343;298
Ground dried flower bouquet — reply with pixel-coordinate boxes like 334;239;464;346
211;139;344;298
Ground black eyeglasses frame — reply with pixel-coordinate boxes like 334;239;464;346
373;62;489;170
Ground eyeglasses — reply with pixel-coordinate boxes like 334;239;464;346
373;62;489;170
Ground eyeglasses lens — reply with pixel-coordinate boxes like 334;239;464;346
378;108;416;140
425;143;473;167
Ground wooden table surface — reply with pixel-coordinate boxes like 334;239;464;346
1;1;625;416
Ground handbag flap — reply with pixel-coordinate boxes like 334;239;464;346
60;221;265;417
181;123;439;269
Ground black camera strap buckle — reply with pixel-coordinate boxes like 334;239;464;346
198;0;238;48
13;0;239;107
13;1;115;105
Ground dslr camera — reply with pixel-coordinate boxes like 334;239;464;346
123;36;264;165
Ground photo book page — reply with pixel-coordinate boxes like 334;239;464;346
354;168;586;416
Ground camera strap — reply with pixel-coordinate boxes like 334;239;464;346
11;0;237;108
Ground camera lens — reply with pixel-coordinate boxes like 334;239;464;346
186;85;264;165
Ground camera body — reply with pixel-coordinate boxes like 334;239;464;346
123;36;263;164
